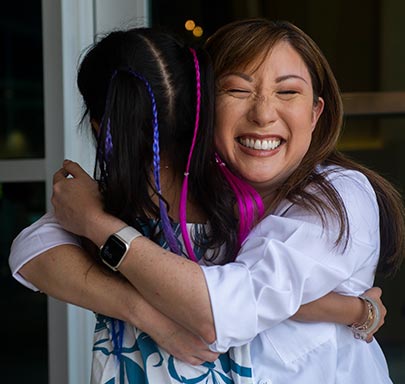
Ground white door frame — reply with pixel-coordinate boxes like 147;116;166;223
42;1;149;382
0;1;149;381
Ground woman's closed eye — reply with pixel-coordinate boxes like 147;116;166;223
277;90;300;100
221;88;253;99
278;90;298;95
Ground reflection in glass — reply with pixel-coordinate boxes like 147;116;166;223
0;1;44;159
1;182;47;382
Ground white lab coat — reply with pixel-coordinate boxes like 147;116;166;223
202;166;392;383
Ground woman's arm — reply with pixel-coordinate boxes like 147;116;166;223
294;292;366;324
9;210;218;364
53;160;386;345
18;244;219;365
19;244;138;322
52;160;217;342
9;211;81;291
293;289;386;342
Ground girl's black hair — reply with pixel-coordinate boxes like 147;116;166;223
77;28;239;262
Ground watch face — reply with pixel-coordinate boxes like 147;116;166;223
101;235;127;267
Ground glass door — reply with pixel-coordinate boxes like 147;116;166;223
1;1;149;383
0;1;48;382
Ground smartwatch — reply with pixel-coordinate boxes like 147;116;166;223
99;226;142;271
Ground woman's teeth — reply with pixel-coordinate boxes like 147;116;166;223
238;137;281;150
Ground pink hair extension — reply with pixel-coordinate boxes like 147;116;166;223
179;48;201;263
215;153;265;251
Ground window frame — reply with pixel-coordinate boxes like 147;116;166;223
0;1;149;382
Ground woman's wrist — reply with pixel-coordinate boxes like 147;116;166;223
350;296;369;325
350;295;381;340
85;211;127;248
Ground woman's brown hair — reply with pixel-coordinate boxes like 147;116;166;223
205;18;405;275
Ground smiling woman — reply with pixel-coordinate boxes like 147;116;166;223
40;19;404;384
8;18;405;384
214;41;324;194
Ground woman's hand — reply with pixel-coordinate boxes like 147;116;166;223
292;286;386;343
52;160;125;245
152;325;220;365
52;160;103;238
360;286;386;342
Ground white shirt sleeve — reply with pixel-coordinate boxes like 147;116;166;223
202;168;380;352
9;211;82;291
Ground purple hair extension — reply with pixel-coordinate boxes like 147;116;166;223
99;67;184;365
129;68;182;256
95;69;127;365
104;118;113;162
98;68;179;253
179;48;201;263
110;316;124;362
97;70;118;183
215;153;265;250
96;118;113;167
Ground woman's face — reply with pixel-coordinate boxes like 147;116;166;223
214;41;324;196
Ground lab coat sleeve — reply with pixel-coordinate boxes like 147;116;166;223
9;211;82;291
202;169;380;352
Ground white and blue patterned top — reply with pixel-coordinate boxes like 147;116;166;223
9;214;254;384
92;220;253;384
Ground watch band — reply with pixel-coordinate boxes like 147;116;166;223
115;226;142;243
100;226;143;271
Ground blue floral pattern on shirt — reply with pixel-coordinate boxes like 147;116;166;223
91;221;253;384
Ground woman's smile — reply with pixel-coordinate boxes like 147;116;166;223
237;136;282;151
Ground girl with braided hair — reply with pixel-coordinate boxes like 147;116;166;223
12;27;258;383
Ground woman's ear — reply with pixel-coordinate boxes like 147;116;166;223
311;97;324;132
90;119;100;135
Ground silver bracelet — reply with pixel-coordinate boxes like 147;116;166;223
350;295;381;340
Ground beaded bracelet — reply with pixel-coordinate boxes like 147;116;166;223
350;295;381;340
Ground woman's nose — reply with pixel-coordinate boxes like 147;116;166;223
247;95;277;127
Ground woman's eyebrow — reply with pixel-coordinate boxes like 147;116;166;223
223;73;308;85
275;74;308;84
224;72;254;82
